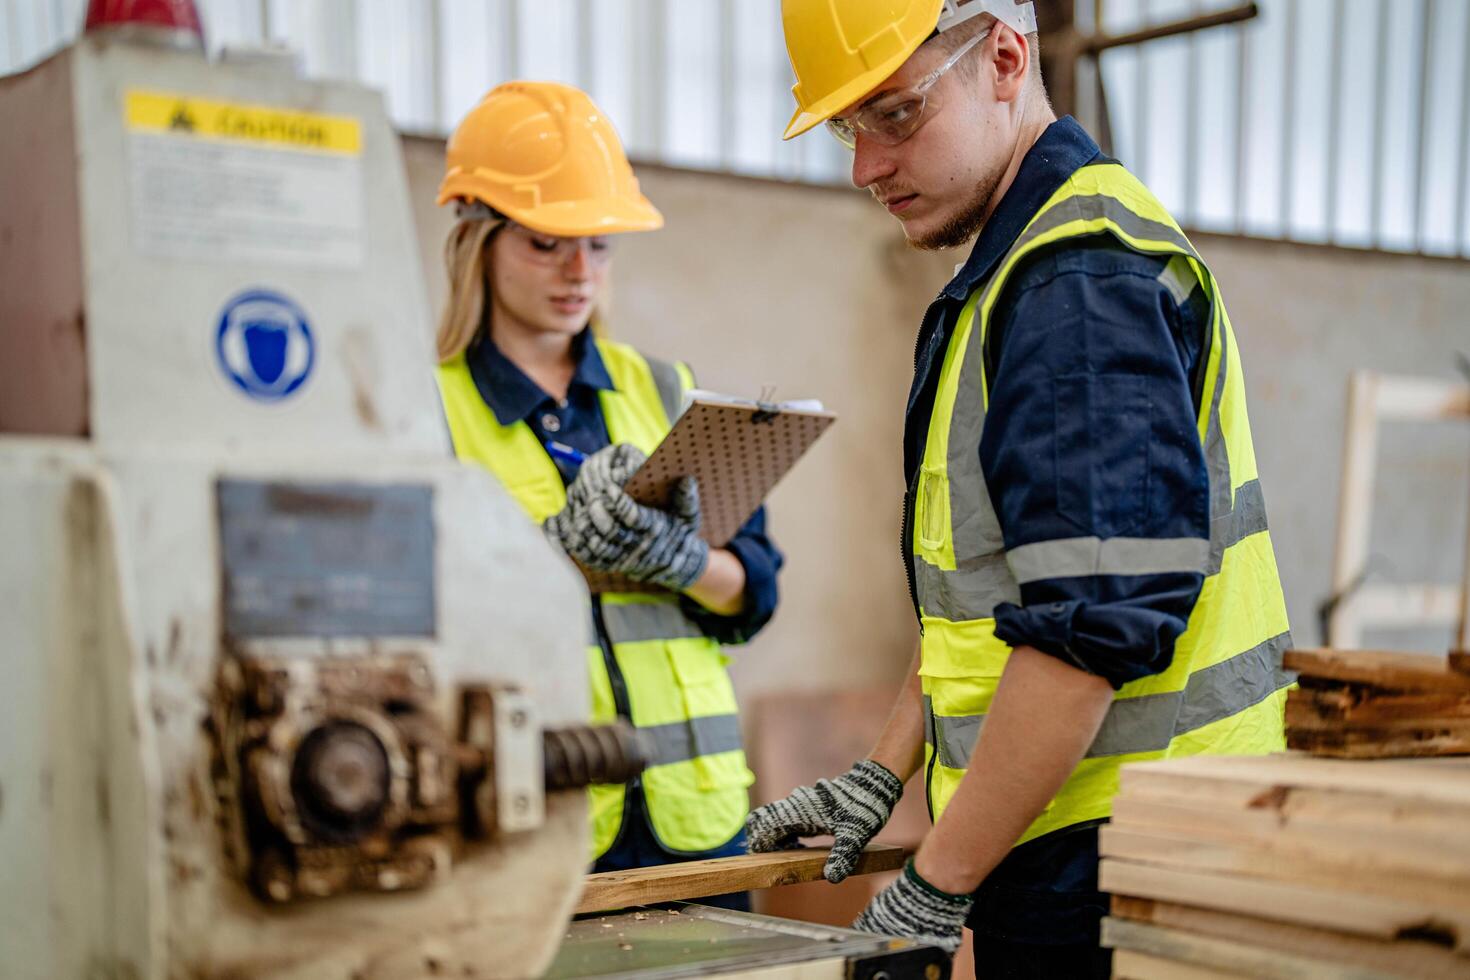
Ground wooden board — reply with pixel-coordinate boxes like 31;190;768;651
1284;649;1470;694
1288;687;1470;730
1098;861;1470;953
1112;949;1249;980
1108;796;1470;878
1117;753;1470;809
574;844;905;914
1103;917;1414;980
1451;651;1470;676
1288;726;1470;759
1111;897;1470;980
1099;825;1470;909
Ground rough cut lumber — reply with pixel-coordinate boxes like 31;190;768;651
1111;897;1470;980
1108;796;1470;879
574;843;905;914
1287;688;1470;730
1112;948;1248;979
1098;860;1470;953
1099;825;1470;909
1117;753;1470;808
1288;725;1470;759
1103;917;1417;980
1284;649;1470;694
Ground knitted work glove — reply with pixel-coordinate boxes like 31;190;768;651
852;859;973;955
545;444;710;592
744;760;903;884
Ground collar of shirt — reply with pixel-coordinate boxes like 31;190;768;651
940;116;1104;303
466;327;615;426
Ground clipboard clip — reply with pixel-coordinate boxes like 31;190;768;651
752;401;781;425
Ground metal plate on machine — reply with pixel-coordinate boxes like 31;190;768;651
218;479;435;638
546;905;936;980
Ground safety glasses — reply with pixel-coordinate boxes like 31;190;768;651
503;222;614;268
825;26;991;150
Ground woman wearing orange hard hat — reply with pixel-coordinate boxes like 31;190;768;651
433;81;781;905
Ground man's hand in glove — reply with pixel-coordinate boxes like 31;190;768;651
852;858;972;955
544;443;710;592
743;759;903;884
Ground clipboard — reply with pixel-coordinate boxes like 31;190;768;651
581;397;836;594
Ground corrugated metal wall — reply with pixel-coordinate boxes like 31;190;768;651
4;0;1467;257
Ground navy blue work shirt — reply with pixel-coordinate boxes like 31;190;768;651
903;118;1213;945
466;328;782;644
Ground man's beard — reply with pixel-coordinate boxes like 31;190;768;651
907;168;1003;251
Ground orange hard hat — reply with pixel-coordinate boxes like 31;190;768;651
438;81;663;237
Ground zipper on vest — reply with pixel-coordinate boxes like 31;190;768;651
590;594;639;854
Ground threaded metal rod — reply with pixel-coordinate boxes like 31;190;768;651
543;722;647;790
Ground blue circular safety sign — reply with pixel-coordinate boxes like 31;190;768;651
215;289;316;402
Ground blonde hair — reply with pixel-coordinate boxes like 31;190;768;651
436;217;502;363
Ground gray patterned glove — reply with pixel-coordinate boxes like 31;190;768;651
545;444;710;592
744;760;903;884
853;859;973;954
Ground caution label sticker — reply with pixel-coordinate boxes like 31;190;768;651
124;89;362;154
124;89;366;268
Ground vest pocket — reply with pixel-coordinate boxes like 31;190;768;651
916;466;951;555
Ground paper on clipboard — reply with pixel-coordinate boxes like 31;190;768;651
581;394;836;594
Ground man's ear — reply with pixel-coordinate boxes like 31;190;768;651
991;25;1030;104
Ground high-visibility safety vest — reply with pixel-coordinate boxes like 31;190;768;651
437;338;754;859
914;161;1292;846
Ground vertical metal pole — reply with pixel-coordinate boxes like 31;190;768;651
575;0;594;93
1183;0;1200;225
1325;0;1345;244
1279;0;1296;239
1412;0;1434;252
427;0;444;133
504;0;521;81
1134;0;1150;178
1234;18;1250;233
1458;4;1470;257
1370;0;1391;248
259;0;271;41
718;0;736;169
341;0;360;82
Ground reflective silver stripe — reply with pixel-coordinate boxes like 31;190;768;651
931;631;1293;769
1203;310;1235;572
915;551;1020;621
1157;254;1200;306
601;601;706;644
1210;478;1270;575
638;713;744;767
1011;189;1200;261
1007;536;1209;585
645;355;685;427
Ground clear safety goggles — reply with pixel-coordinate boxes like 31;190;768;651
825;26;991;150
503;222;614;268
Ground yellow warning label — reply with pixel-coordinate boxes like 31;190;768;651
124;90;362;155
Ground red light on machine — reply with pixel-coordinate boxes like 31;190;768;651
84;0;204;41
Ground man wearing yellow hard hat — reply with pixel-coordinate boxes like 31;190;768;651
435;82;782;907
747;1;1291;973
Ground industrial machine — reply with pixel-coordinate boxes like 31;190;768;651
0;8;946;979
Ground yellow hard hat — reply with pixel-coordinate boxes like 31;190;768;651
438;80;663;236
780;0;1038;140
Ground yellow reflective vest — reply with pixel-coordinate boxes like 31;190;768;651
914;161;1292;846
437;337;754;858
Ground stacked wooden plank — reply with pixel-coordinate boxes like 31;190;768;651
1099;753;1470;979
1284;648;1470;758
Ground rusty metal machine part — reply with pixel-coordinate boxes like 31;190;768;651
215;654;645;905
215;652;458;903
543;721;647;791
